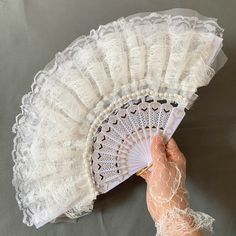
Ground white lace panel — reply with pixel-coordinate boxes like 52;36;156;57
91;95;186;193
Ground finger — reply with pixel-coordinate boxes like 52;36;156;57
139;170;150;182
166;138;186;168
151;134;167;166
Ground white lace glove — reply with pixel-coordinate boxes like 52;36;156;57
140;135;215;236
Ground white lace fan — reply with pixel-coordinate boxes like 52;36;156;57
12;8;227;228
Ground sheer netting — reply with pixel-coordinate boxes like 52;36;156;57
140;135;214;236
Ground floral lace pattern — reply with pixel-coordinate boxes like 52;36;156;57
154;207;215;236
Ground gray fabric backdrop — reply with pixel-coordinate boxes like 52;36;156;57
0;0;235;235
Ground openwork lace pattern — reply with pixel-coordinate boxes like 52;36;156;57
154;207;215;236
91;95;186;193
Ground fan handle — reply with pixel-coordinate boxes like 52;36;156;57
136;163;153;176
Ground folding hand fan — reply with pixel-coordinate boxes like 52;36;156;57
12;8;227;228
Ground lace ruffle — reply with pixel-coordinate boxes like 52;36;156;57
155;207;215;236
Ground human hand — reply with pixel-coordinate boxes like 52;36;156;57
140;135;214;236
140;134;188;223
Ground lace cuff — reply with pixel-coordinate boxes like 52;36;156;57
154;207;215;236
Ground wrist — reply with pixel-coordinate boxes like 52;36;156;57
148;186;189;222
154;207;215;236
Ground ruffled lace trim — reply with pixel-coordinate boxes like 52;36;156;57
125;10;224;37
11;69;99;227
155;207;215;236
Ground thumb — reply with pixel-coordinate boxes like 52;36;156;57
166;138;186;170
151;134;167;166
139;170;151;182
